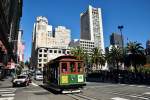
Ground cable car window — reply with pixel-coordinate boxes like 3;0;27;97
78;63;82;72
70;62;76;72
61;63;67;73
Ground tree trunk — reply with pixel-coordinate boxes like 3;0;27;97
116;62;119;83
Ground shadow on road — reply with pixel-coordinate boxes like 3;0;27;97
33;91;50;95
39;85;61;95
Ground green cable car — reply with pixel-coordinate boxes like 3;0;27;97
43;55;86;93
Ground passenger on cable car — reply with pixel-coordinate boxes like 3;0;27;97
62;68;67;73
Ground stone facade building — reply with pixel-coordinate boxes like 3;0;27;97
31;16;71;71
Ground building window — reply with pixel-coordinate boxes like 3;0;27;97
39;54;42;57
39;59;42;62
44;49;47;53
63;50;65;54
44;54;47;57
39;64;42;67
59;50;61;54
54;50;57;53
39;49;42;52
67;51;70;54
49;50;53;53
44;59;47;62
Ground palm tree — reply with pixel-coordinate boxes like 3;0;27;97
84;51;92;73
70;46;85;60
91;47;105;71
106;45;124;82
107;45;124;70
126;41;145;73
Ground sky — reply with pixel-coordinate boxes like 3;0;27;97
21;0;150;61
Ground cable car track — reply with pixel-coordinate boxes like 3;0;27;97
67;93;100;100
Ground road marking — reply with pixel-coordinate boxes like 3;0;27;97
129;95;149;100
68;94;97;100
0;90;15;92
129;85;135;87
111;97;129;100
0;92;14;94
0;97;14;100
31;82;38;86
137;85;146;88
0;94;15;97
0;88;16;100
143;92;150;95
120;84;126;86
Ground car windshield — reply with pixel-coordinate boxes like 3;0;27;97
17;76;26;79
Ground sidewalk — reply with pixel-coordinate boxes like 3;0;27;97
0;77;13;88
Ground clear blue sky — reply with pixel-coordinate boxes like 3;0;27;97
21;0;150;61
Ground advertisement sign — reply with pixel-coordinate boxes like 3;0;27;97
78;75;84;82
61;75;68;84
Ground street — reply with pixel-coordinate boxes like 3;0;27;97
1;78;150;100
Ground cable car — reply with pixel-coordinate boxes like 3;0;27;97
43;55;86;93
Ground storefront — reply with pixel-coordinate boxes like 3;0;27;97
0;64;4;79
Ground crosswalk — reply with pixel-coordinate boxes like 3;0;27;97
0;88;16;100
111;97;129;100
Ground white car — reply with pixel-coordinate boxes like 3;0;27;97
34;73;43;81
12;75;29;87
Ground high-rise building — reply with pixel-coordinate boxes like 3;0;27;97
17;30;25;62
80;5;105;52
79;5;107;70
110;33;123;48
31;16;71;71
146;40;150;55
146;40;150;49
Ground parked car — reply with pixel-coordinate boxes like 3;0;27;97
12;75;29;87
34;73;43;81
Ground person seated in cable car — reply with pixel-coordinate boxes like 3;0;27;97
61;63;67;73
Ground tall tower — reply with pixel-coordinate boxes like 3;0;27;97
146;40;150;49
110;33;123;48
80;5;105;52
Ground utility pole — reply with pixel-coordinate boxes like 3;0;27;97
118;25;124;49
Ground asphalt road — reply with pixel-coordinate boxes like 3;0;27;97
82;82;150;100
20;80;150;100
1;78;150;100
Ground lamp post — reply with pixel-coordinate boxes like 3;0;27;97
118;25;124;49
117;25;124;83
